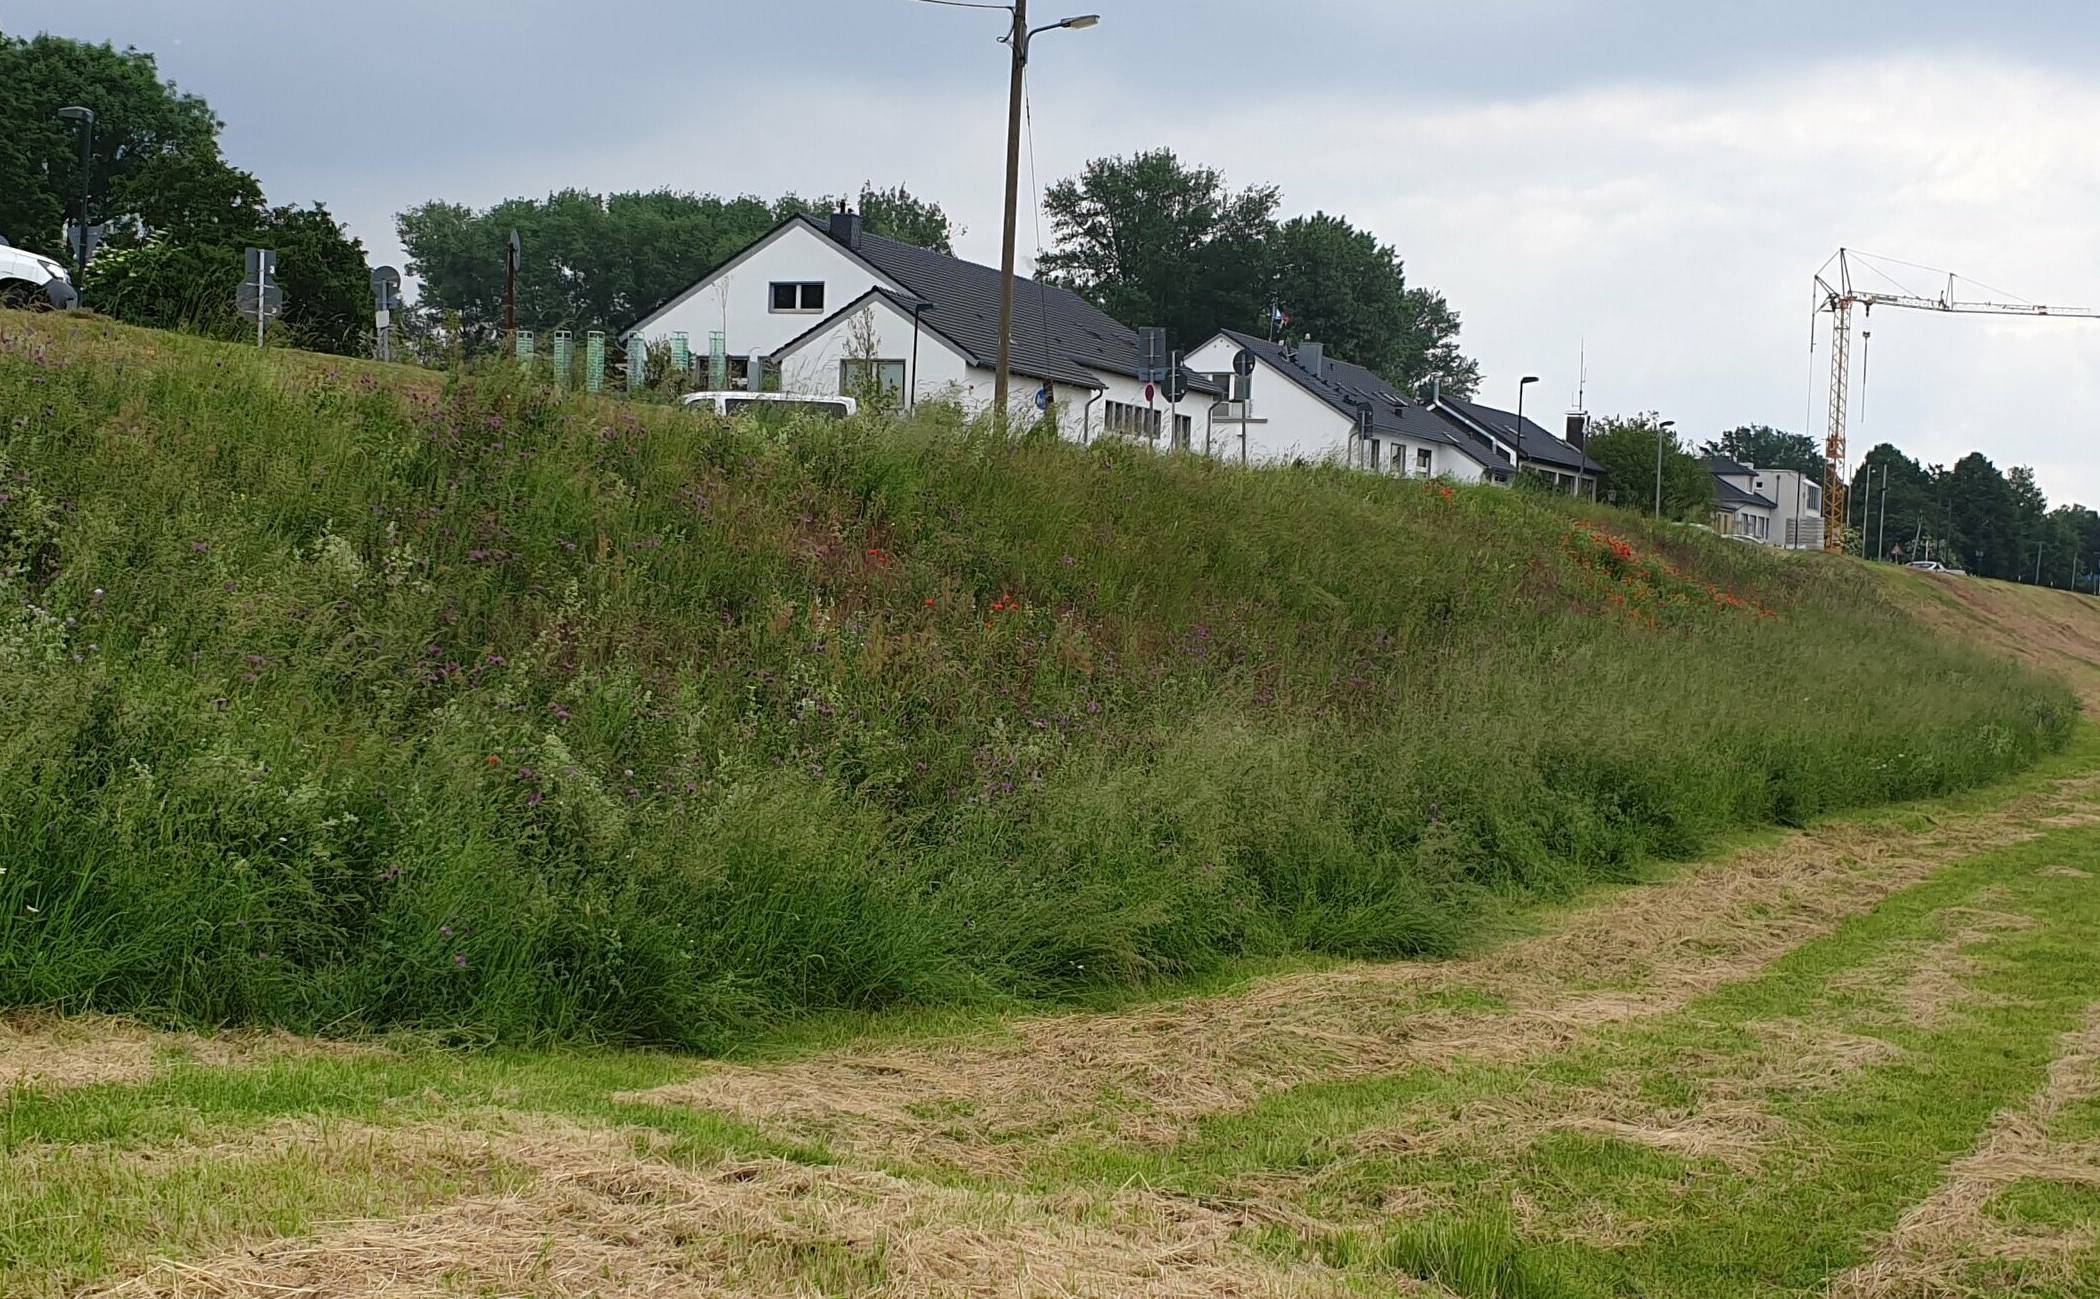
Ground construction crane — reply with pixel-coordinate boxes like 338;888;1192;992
1814;248;2100;553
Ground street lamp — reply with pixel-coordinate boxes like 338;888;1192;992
993;4;1098;427
1654;419;1677;520
56;105;94;299
1513;375;1538;477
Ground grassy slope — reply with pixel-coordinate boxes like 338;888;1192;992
0;312;2075;1048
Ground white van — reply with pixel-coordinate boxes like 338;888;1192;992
679;391;857;420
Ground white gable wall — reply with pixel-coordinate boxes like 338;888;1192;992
1185;336;1350;465
625;222;899;359
1182;337;1487;481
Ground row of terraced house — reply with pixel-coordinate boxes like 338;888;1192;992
622;207;1822;547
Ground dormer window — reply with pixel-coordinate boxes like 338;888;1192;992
770;282;825;313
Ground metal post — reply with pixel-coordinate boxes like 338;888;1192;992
1653;420;1674;520
75;116;92;289
505;229;520;343
1876;463;1889;561
994;0;1028;430
1859;459;1873;557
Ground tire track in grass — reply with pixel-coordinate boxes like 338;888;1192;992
1827;1008;2100;1298
630;762;2100;1175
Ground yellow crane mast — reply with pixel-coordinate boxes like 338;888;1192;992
1814;248;2100;553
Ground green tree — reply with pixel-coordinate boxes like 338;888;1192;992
262;203;370;353
1036;148;1279;351
1945;453;2018;578
837;183;956;253
1850;443;1938;562
0;31;258;259
82;202;368;352
1587;413;1714;520
1268;212;1478;398
1705;424;1821;474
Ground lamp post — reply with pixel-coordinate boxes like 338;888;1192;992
993;4;1098;429
1654;419;1676;520
1514;375;1538;478
56;105;94;298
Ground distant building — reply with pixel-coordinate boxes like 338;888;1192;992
1184;330;1604;492
1706;454;1823;548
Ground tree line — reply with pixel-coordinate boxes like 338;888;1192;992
1577;413;2096;591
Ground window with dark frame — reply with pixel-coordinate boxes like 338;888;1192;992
770;282;825;312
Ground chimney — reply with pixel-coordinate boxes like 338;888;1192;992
1430;375;1441;404
1298;338;1324;379
828;203;863;251
1564;409;1589;450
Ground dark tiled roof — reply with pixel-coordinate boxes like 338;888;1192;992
848;223;1222;396
1215;330;1497;469
1705;453;1754;477
1432;396;1605;475
1714;476;1778;510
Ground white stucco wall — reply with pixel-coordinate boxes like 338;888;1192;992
1182;337;1490;483
1184;336;1347;465
770;296;1105;433
625;222;898;359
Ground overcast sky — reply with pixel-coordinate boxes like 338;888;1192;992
9;0;2100;508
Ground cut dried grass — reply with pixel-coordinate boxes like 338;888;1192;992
84;1119;1399;1299
1827;1007;2100;1298
1830;906;2040;1031
0;1011;386;1095
632;771;2100;1171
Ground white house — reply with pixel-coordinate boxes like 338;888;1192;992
1754;466;1825;549
1705;455;1779;542
1184;330;1605;492
1702;455;1823;548
621;210;1221;442
1183;330;1498;479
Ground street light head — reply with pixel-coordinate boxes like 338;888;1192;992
1520;375;1539;385
58;105;94;124
1060;14;1101;28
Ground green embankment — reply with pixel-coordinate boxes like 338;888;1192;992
0;315;2075;1046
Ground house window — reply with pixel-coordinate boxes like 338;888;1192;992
1173;413;1192;450
1416;448;1433;476
1804;483;1822;513
1365;439;1381;471
769;281;825;313
840;358;906;398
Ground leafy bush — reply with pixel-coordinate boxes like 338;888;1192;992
0;317;2074;1047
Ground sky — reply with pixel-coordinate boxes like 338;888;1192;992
8;0;2100;508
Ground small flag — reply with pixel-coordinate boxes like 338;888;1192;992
1270;304;1290;329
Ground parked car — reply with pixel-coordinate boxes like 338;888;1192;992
1906;561;1967;576
679;391;856;420
0;236;77;310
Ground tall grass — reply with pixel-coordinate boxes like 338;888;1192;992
0;316;2074;1047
